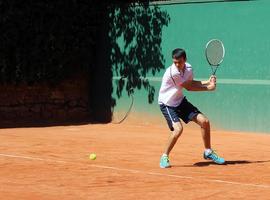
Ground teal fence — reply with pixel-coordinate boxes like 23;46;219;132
112;0;270;133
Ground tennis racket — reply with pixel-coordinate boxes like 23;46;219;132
112;88;134;124
205;39;225;75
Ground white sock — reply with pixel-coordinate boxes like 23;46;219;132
205;149;212;155
162;153;168;157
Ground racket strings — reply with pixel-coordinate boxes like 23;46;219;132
206;39;225;75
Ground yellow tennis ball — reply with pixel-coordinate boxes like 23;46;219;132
89;153;96;160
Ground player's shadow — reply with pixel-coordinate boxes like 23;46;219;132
193;160;270;167
172;160;270;168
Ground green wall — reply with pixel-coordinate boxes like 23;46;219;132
113;0;270;133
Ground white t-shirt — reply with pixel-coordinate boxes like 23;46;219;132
158;62;193;107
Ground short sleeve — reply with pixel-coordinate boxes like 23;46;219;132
185;63;193;81
187;69;193;80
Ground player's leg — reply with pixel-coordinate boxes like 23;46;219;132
192;113;211;149
160;121;183;168
159;104;182;168
164;121;183;156
192;113;225;164
176;98;211;149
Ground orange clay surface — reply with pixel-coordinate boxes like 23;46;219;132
0;122;270;200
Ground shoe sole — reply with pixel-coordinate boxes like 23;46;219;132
204;157;226;165
160;165;171;168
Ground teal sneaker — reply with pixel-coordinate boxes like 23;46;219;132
204;150;225;165
160;155;171;168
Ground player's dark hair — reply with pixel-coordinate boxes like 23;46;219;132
172;48;186;60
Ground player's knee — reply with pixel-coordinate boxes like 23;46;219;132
201;118;210;128
173;125;183;138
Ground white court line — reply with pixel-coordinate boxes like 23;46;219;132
0;153;270;189
0;153;66;163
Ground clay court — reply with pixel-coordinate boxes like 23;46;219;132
1;122;270;200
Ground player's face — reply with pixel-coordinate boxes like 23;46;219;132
173;57;186;70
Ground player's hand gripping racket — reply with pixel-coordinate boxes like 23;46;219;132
205;39;225;75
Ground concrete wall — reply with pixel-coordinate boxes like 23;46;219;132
0;74;90;127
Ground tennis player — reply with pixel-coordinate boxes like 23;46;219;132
158;48;225;168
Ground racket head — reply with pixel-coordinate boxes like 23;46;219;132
205;39;225;66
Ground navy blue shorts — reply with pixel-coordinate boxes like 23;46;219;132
159;97;201;131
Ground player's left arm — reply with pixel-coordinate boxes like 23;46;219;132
181;75;216;91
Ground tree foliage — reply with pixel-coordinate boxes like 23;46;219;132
109;2;170;103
